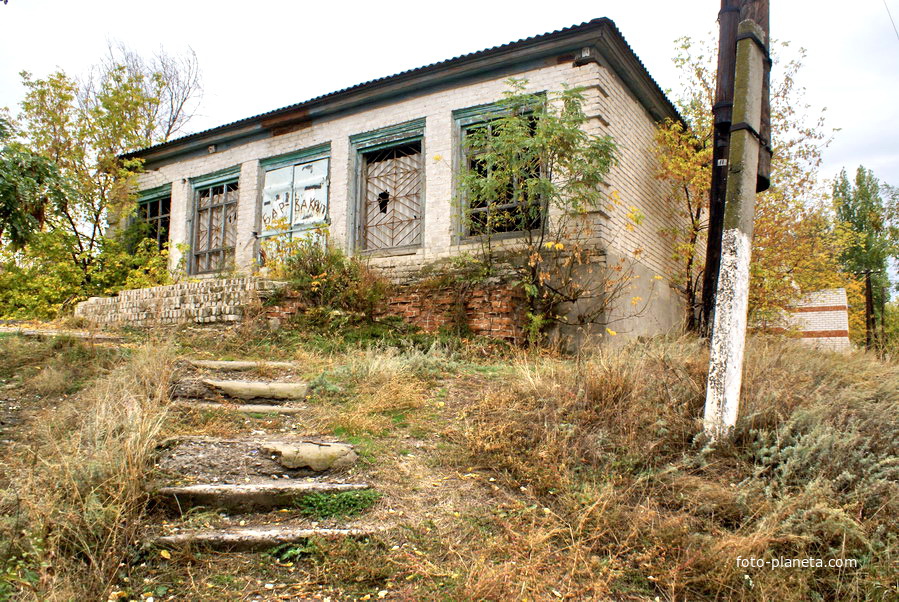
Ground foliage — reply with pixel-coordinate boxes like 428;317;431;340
261;226;390;321
0;117;69;249
656;37;851;329
833;166;897;347
0;230;172;318
458;80;645;341
0;43;200;318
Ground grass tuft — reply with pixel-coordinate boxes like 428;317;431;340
295;490;382;519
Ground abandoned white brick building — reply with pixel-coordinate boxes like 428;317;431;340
113;18;686;338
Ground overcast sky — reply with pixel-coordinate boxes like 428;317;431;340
1;0;897;189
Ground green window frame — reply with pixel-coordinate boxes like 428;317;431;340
350;119;426;252
454;97;545;238
189;168;240;274
258;143;331;242
135;184;172;248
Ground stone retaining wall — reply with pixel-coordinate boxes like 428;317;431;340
74;278;286;327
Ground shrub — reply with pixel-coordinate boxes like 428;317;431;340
262;228;389;320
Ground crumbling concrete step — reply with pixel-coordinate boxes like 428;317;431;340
150;526;376;551
156;481;371;513
156;437;359;480
172;400;306;415
202;379;308;400
188;359;296;371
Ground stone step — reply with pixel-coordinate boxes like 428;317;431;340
202;379;308;401
156;437;360;481
187;359;296;371
172;400;306;415
155;481;371;513
150;526;377;551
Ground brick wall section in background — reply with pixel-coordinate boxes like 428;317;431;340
786;288;852;351
73;278;286;327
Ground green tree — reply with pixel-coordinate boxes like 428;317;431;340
0;44;201;317
0;116;69;248
833;166;896;349
458;80;645;341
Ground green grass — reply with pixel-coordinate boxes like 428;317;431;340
295;490;382;519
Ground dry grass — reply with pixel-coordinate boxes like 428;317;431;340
3;330;895;601
0;339;176;600
449;335;899;600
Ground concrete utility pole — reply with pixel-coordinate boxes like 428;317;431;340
701;0;772;335
703;19;768;441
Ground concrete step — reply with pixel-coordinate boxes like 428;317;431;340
187;359;296;371
155;481;371;513
150;525;376;551
172;400;306;415
202;379;308;401
155;437;360;481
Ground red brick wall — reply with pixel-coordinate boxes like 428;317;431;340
385;284;527;343
265;283;528;343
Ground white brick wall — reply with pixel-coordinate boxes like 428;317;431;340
787;288;852;351
137;58;684;335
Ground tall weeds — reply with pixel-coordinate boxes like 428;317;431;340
455;336;899;600
0;340;175;600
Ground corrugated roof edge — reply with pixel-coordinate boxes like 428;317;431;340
125;17;679;160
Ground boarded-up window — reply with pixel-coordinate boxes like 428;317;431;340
193;181;238;273
361;141;422;250
260;156;329;238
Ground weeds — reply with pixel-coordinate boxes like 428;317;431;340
451;335;899;599
0;339;175;600
296;490;382;519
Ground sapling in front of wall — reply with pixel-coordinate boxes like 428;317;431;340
457;79;650;343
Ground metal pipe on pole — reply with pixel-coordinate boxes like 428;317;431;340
703;18;768;441
701;0;771;335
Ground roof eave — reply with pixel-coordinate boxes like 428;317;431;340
130;18;679;167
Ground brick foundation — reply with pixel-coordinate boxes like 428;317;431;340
264;283;528;343
382;284;527;343
75;277;528;343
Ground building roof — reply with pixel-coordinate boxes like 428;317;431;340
130;18;679;167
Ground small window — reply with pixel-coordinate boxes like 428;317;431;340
260;156;329;239
361;141;423;250
193;181;238;274
462;116;542;236
135;194;171;248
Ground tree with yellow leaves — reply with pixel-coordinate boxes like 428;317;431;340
655;36;851;332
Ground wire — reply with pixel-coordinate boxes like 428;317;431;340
885;0;899;42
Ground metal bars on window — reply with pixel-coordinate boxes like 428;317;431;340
361;141;423;250
193;181;238;273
